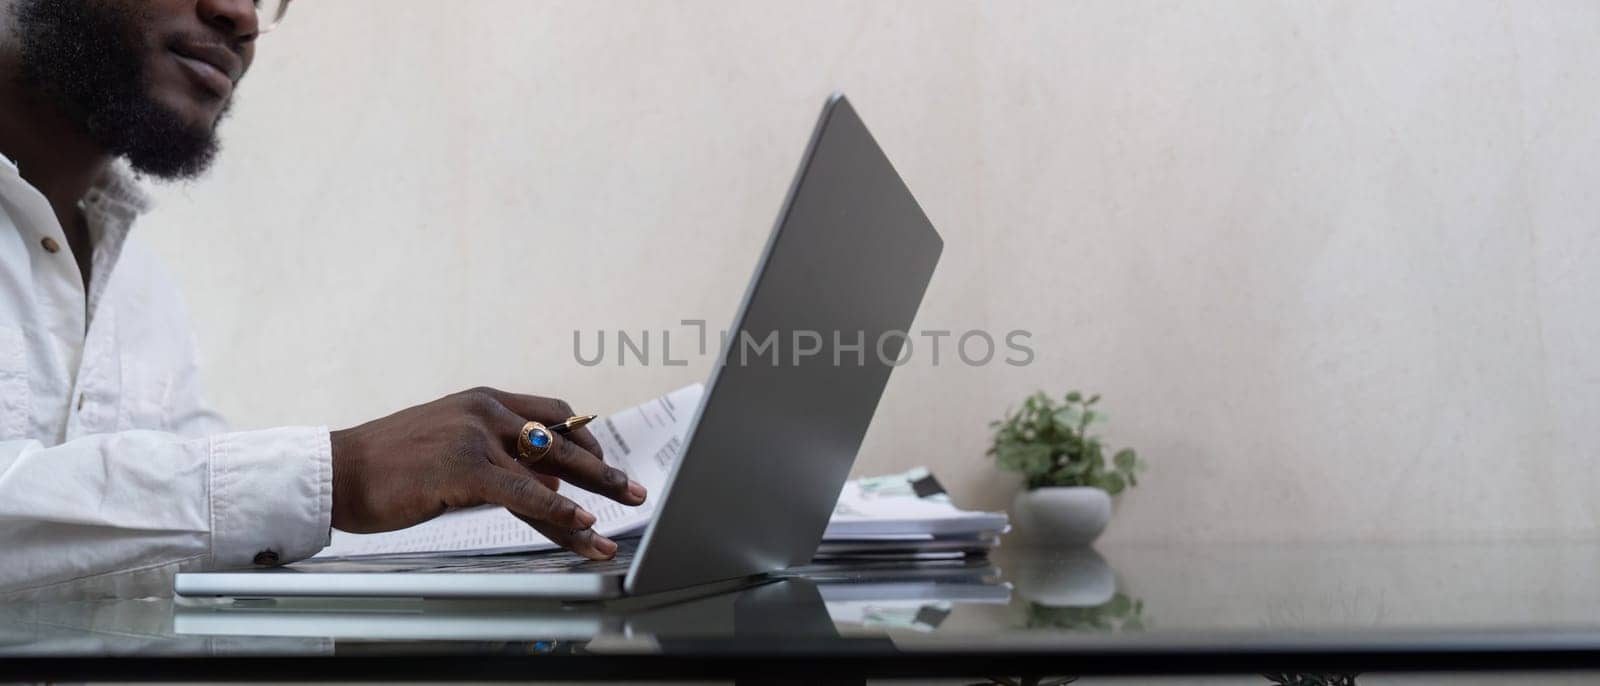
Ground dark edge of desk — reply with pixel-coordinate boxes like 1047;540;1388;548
8;647;1600;682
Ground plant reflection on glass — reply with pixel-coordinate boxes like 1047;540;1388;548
989;391;1143;493
978;594;1146;685
1262;675;1359;686
1025;593;1146;632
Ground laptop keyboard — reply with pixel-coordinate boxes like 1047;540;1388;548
291;540;639;575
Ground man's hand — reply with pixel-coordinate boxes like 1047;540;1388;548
329;388;646;560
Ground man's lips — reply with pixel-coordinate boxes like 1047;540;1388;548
170;41;242;99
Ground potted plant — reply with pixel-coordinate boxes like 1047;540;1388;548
988;391;1141;545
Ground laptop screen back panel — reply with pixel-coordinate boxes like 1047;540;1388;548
625;95;944;596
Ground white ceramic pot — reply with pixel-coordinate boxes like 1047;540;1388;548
1012;486;1112;546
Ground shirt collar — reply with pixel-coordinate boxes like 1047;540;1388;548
0;155;149;218
83;165;151;218
79;164;150;245
71;165;151;318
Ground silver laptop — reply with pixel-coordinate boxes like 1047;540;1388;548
174;93;944;600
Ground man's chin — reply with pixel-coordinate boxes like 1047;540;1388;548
124;134;219;181
117;93;227;180
118;119;221;181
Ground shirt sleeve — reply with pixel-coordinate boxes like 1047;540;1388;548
0;426;332;598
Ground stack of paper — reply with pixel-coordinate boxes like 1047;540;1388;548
817;467;1009;561
802;559;1012;631
315;385;1009;561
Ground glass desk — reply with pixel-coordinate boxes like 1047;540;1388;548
3;540;1600;682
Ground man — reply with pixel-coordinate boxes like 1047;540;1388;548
0;0;644;597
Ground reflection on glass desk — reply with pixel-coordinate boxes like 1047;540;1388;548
164;558;1007;642
5;540;1600;682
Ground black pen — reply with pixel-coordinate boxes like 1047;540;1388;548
549;415;597;436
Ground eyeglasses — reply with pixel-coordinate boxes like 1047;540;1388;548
256;0;293;35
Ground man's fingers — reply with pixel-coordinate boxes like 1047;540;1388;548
511;512;619;561
561;425;605;464
468;396;574;498
477;393;645;506
534;432;645;505
477;468;597;531
481;388;606;459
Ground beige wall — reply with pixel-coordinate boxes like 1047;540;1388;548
141;1;1600;544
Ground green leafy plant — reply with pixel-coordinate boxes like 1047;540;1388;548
988;391;1142;493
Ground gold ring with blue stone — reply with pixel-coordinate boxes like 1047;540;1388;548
517;421;554;463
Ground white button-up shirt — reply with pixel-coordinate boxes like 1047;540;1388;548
0;156;332;599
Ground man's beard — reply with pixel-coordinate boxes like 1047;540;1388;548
13;0;227;180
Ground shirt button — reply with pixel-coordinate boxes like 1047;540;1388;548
40;237;60;254
77;394;85;411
